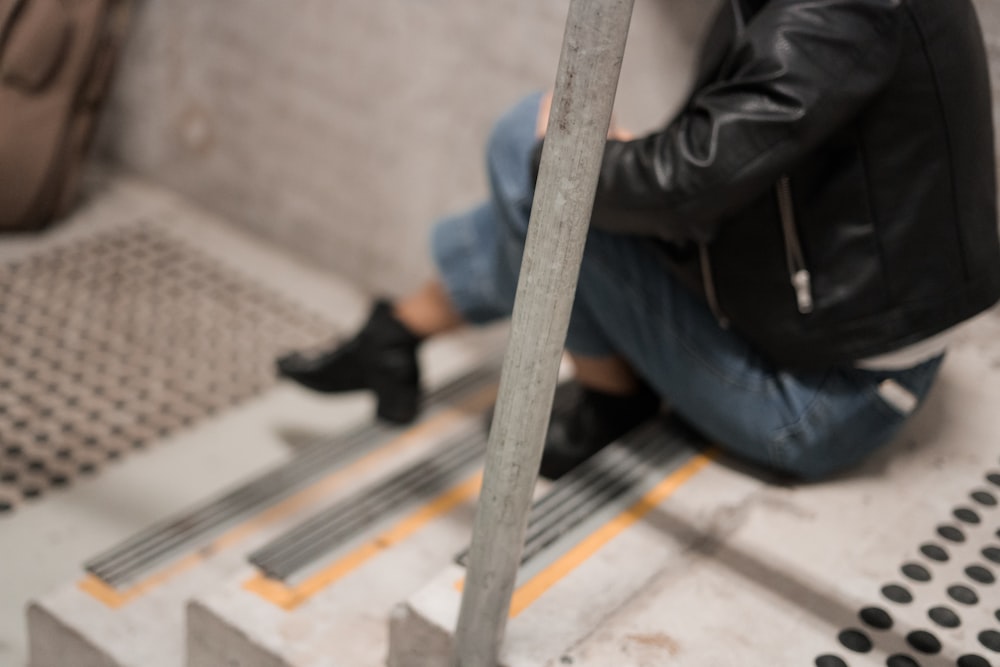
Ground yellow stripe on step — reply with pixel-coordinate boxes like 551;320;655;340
453;449;717;617
244;472;484;610
79;384;497;609
508;450;716;617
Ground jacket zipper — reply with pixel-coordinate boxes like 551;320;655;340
776;175;814;314
699;243;730;328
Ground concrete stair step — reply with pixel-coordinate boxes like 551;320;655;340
28;348;1000;667
388;417;733;667
26;363;500;667
182;378;567;667
554;356;1000;667
186;419;489;667
389;350;1000;667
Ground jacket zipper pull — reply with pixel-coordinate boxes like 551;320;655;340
792;269;813;314
777;176;814;315
699;242;730;328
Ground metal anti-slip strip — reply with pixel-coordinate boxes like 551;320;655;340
455;418;697;568
85;365;498;588
249;428;487;581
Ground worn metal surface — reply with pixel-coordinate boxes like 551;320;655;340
453;1;635;664
0;225;332;514
249;425;487;581
85;366;496;588
454;420;690;569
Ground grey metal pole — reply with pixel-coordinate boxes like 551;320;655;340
451;1;635;665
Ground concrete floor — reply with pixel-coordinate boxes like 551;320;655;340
5;174;1000;667
392;346;1000;666
0;175;502;667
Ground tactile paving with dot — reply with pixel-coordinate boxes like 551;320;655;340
0;226;333;514
816;466;1000;667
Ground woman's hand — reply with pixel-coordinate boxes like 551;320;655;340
536;92;554;138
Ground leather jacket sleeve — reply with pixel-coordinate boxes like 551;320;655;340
589;0;905;242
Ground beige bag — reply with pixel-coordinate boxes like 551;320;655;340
0;0;129;231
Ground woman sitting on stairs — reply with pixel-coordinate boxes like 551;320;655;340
278;0;1000;482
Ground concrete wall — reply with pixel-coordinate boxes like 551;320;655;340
97;0;718;296
99;1;1000;296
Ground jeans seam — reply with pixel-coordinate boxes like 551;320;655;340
768;426;796;469
770;370;832;439
765;369;841;470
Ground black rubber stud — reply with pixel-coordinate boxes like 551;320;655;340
814;655;848;667
988;472;1000;488
882;584;914;604
971;490;997;507
966;565;996;585
954;508;982;525
0;500;12;513
983;547;1000;564
906;630;942;654
927;606;961;629
979;629;1000;653
902;563;932;582
860;606;893;630
920;544;949;562
938;525;967;543
838;628;873;653
958;655;991;667
948;584;979;606
885;654;920;667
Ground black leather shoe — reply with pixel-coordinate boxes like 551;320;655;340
539;381;660;480
276;300;422;424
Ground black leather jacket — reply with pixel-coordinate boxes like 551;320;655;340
589;0;1000;367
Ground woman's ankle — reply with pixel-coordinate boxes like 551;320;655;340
392;281;465;339
569;353;643;396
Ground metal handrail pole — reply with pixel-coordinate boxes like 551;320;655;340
452;1;635;664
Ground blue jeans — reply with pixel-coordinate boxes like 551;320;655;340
431;92;943;480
